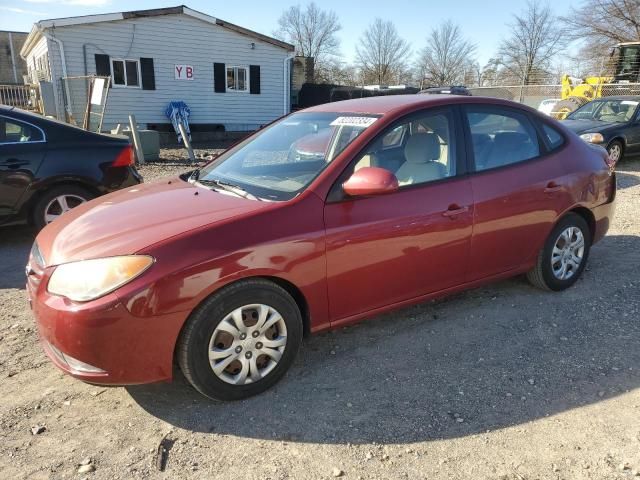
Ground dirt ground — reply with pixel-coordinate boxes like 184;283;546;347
1;154;639;480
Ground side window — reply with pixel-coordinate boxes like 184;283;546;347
352;109;456;187
111;59;140;88
466;107;540;171
542;124;565;150
226;66;249;92
381;125;406;148
0;118;44;144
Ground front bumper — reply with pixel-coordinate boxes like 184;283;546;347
592;198;615;245
27;265;188;385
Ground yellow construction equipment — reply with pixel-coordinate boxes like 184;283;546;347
554;42;640;119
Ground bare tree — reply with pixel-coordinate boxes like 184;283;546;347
417;21;476;87
498;0;566;84
562;0;640;54
356;18;411;85
274;2;341;78
315;59;361;86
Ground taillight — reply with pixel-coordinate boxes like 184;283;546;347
112;145;135;167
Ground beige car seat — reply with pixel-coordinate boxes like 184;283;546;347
396;133;447;186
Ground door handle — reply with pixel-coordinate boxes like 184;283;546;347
544;182;563;193
442;205;469;218
0;158;29;168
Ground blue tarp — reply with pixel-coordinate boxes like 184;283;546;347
165;101;191;144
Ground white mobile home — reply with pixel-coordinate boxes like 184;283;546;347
20;6;295;132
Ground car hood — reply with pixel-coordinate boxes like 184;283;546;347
562;118;618;134
37;178;273;266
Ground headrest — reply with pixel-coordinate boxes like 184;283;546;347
492;132;530;149
404;132;440;164
472;133;491;146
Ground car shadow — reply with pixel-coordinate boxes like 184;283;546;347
0;226;33;289
617;172;640;189
127;234;640;445
617;159;640;189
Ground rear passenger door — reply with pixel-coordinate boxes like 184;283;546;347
463;105;573;281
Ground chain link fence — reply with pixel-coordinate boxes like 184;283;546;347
469;82;640;116
60;76;110;132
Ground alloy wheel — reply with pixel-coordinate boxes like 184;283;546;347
551;226;585;280
208;304;288;385
608;143;622;163
44;194;87;224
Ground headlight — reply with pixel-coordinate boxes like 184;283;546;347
30;242;45;267
580;132;604;144
47;255;154;302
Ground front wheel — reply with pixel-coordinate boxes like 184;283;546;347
606;140;624;164
527;213;592;291
177;279;303;401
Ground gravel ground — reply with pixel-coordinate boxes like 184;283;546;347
0;154;639;480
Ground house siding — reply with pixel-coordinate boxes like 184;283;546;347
24;36;64;119
39;13;290;131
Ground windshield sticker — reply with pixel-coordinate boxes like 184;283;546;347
621;101;639;106
330;116;378;128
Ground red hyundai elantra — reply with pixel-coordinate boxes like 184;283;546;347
27;95;616;400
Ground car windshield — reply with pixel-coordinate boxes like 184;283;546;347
567;99;639;123
194;112;380;201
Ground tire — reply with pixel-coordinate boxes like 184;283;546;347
527;213;592;291
32;185;93;231
177;279;303;401
606;139;624;163
553;96;588;119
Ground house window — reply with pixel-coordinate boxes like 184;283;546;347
111;59;140;88
226;66;248;92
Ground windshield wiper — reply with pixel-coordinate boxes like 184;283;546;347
197;178;261;201
188;169;200;183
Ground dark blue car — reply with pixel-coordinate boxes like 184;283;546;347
0;106;141;230
562;96;640;162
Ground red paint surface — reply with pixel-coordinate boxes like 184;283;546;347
28;95;616;385
342;166;399;196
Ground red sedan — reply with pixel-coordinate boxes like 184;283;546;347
27;95;616;401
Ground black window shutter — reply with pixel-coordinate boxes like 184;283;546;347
250;65;261;94
140;58;155;90
95;54;110;76
214;63;226;93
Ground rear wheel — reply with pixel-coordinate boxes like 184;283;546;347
32;185;93;230
527;213;592;291
553;96;588;119
177;279;303;401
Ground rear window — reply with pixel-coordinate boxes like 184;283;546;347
465;107;540;171
0;117;44;143
542;124;564;150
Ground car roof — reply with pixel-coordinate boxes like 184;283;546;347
0;105;49;123
0;105;128;143
303;94;525;116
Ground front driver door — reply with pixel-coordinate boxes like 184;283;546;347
0;116;46;220
324;107;474;323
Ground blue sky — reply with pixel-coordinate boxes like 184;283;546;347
0;0;575;65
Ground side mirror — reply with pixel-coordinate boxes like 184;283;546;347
342;167;399;197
